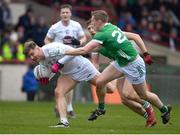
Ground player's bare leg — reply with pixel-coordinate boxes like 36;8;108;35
132;81;171;124
96;65;157;126
117;78;146;116
52;75;77;128
117;78;156;127
96;64;124;89
65;90;76;118
88;73;117;121
88;73;106;121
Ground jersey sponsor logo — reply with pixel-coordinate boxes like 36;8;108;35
117;49;131;60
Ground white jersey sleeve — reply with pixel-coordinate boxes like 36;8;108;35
58;55;74;64
42;42;71;58
76;22;85;38
46;25;56;40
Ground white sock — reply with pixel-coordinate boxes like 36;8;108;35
67;103;73;112
60;118;68;124
143;101;150;109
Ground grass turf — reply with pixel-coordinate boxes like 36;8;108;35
0;101;180;134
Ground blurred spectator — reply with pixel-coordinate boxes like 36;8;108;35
16;5;35;41
137;18;150;37
22;64;39;101
16;26;26;43
0;0;12;31
130;0;146;23
0;1;5;32
117;11;136;31
169;0;180;19
169;28;177;52
1;26;26;61
31;16;48;46
91;0;103;8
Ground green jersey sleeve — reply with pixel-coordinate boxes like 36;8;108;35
92;32;106;45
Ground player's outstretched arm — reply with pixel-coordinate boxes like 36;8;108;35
64;40;101;55
124;32;147;54
124;32;153;65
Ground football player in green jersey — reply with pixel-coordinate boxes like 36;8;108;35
64;10;171;125
87;21;156;127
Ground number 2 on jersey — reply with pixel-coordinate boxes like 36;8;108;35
112;30;126;44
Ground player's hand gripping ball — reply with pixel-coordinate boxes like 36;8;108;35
33;65;50;85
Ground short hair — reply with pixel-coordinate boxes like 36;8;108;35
91;10;109;23
86;19;91;26
24;41;37;55
60;4;72;11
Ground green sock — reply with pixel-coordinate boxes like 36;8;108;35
98;103;105;110
143;101;150;109
143;112;148;119
160;105;168;113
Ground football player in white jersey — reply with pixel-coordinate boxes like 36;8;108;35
24;41;115;128
44;4;87;118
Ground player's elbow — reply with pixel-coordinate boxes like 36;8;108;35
44;37;52;44
133;33;141;40
127;33;141;40
44;38;48;44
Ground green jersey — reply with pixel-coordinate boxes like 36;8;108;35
98;47;114;60
93;23;138;66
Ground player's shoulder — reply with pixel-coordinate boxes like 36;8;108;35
50;21;62;29
70;20;82;26
94;31;105;38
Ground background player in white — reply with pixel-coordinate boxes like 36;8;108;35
24;41;115;128
44;4;87;118
87;21;156;127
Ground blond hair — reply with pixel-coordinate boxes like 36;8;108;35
24;41;37;55
91;10;109;22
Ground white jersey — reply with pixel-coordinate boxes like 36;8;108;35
46;20;85;43
39;42;93;75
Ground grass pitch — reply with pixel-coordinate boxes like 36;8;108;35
0;101;180;134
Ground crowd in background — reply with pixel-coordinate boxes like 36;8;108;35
0;0;180;61
0;0;48;61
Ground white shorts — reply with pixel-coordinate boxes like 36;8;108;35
111;55;146;84
68;59;99;82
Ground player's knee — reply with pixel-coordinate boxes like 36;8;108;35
54;88;64;98
121;92;129;103
96;79;104;89
106;83;116;93
138;93;148;100
106;85;115;93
